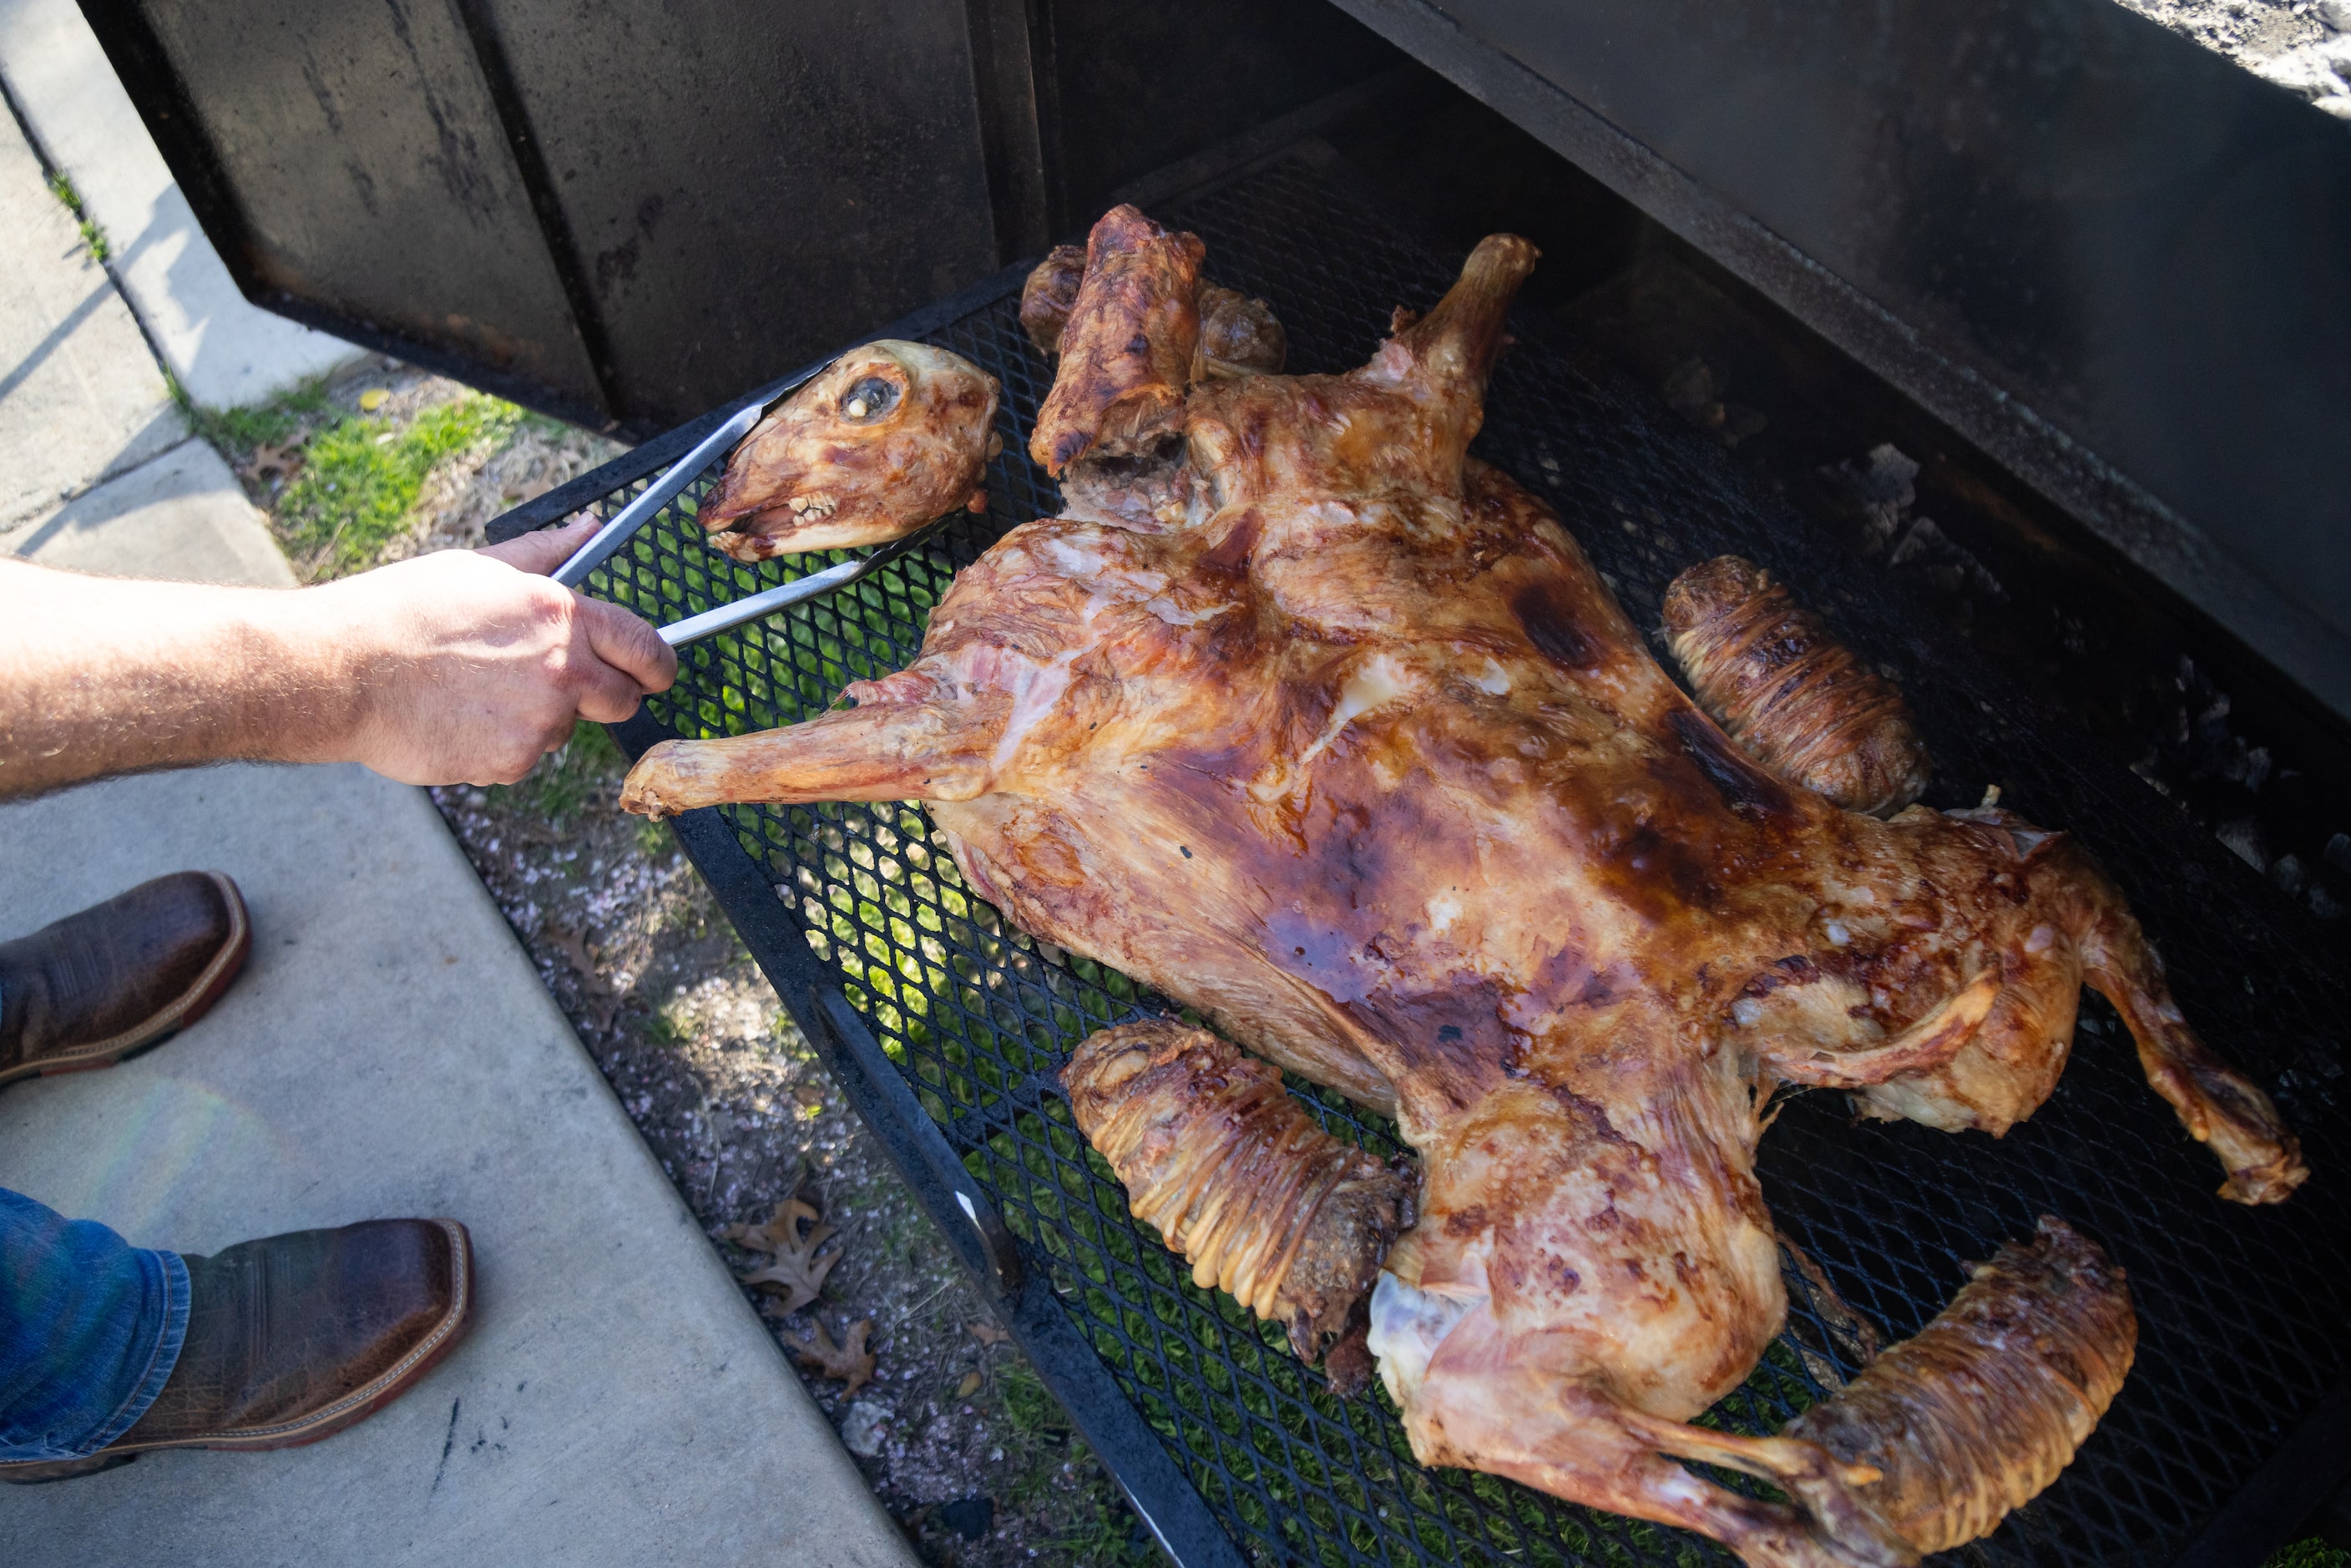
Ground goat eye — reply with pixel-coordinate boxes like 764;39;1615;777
840;377;900;422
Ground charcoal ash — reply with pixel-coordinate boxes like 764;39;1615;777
2123;655;2351;922
1816;443;2006;629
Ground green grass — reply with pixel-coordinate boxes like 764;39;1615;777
276;392;522;575
281;393;522;569
492;720;625;824
183;377;338;453
997;1359;1064;1437
2270;1541;2351;1568
45;170;109;262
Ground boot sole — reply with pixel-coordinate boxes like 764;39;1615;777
0;873;250;1088
0;1218;475;1483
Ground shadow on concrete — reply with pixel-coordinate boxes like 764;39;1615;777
0;272;109;403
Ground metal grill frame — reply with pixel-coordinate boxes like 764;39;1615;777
489;157;2351;1568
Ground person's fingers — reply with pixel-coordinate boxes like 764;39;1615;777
479;714;575;786
477;512;602;577
576;594;679;694
572;654;647;725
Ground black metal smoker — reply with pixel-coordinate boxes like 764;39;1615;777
74;2;2351;1563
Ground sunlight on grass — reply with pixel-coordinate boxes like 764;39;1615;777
276;393;522;575
184;377;336;452
490;721;626;825
45;170;109;262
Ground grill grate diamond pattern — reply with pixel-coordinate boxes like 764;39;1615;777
565;161;2348;1568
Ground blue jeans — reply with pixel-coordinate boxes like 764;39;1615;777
0;1187;187;1463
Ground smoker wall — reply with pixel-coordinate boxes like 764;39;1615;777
78;0;1398;432
1323;0;2351;726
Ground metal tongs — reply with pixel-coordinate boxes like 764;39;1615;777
549;357;955;648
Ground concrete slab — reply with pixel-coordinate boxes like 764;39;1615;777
0;103;182;528
0;0;364;409
3;437;296;587
0;766;918;1567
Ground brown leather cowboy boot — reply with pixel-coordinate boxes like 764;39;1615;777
0;871;250;1087
0;1218;474;1482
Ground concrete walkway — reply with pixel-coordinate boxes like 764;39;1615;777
0;0;363;408
0;82;917;1568
0;96;181;528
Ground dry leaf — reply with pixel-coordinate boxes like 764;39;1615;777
966;1319;1009;1348
542;922;599;979
955;1369;983;1399
240;441;305;485
724;1196;838;1313
791;1317;875;1395
358;387;390;412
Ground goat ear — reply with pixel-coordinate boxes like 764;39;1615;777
620;695;1008;817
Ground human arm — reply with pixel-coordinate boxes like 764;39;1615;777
0;515;676;799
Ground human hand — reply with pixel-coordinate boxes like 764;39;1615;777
296;515;677;786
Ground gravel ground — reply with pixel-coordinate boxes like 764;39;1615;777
2111;0;2351;119
211;362;1154;1568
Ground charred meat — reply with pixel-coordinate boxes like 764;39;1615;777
1020;235;1286;382
1784;1217;2136;1556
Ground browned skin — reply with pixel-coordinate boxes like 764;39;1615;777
1664;556;1930;817
1028;205;1206;474
697;340;999;559
1019;244;1089;355
1020;247;1286;380
1193;286;1287;381
1787;1218;2136;1555
1064;1020;1417;1364
624;218;2304;1566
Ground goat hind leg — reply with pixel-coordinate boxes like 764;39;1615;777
2054;844;2306;1202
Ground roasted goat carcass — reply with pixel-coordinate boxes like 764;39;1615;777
624;206;2305;1565
695;339;1001;560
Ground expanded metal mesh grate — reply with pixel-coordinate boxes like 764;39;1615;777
566;160;2348;1567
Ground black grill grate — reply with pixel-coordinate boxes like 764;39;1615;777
560;160;2349;1568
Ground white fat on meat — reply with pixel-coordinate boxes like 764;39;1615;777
1297;653;1416;770
1366;1271;1475;1409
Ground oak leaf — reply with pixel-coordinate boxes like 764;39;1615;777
240;442;305;486
543;922;598;979
791;1317;876;1396
724;1196;838;1313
